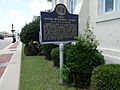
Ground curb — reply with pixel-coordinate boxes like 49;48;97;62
0;41;22;90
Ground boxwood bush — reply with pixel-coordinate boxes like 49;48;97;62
62;41;105;88
51;44;72;67
91;64;120;90
42;44;58;60
62;20;105;88
51;48;59;67
24;44;38;56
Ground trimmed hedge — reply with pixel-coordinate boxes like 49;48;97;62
62;42;105;88
51;48;59;67
51;44;73;67
91;64;120;90
42;44;58;60
24;44;38;56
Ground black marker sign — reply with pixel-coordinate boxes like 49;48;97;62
40;4;78;43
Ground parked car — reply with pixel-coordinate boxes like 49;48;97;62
0;35;4;40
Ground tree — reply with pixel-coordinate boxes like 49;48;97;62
20;18;40;44
20;18;41;56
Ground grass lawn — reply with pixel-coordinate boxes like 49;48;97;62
19;47;79;90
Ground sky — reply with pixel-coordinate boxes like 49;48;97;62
0;0;52;33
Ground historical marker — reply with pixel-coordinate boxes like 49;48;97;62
40;4;78;43
40;4;79;83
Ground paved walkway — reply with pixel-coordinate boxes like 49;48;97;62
0;41;22;90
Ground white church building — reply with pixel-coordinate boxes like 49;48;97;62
47;0;120;64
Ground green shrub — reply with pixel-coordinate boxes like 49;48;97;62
91;64;120;90
20;18;40;44
42;44;58;60
62;19;105;88
20;18;41;56
62;42;105;88
51;48;59;67
24;44;38;56
51;44;73;67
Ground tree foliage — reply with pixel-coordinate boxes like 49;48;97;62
20;18;40;44
20;18;41;56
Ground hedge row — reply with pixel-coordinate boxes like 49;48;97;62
41;44;58;60
91;64;120;90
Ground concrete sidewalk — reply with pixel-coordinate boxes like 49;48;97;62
0;41;22;90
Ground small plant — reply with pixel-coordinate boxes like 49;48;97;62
24;43;38;56
91;64;120;90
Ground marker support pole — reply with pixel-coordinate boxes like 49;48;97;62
59;43;64;84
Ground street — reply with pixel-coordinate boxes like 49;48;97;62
0;38;12;50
